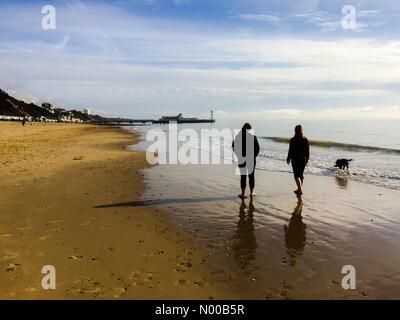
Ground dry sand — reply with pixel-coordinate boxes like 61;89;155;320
0;122;230;299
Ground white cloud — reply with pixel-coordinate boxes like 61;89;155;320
216;106;400;120
237;14;282;23
0;2;400;118
358;10;380;17
239;9;386;32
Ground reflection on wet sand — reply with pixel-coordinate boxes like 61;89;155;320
232;198;257;271
284;199;307;266
335;176;349;189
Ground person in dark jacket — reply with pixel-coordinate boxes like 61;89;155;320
286;125;310;197
232;123;260;199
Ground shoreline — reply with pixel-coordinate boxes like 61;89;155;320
0;122;230;299
139;156;400;299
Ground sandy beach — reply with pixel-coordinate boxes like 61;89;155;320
0;122;231;299
135;141;400;300
1;122;399;300
2;0;400;306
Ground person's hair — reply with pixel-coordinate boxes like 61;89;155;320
242;123;252;131
294;125;304;139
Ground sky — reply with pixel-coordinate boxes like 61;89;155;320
1;0;400;120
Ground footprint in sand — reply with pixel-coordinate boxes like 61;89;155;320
68;255;98;261
113;287;128;298
278;289;289;297
66;278;105;298
283;284;294;290
129;271;156;287
174;279;186;286
110;276;130;298
360;290;369;297
67;286;104;298
174;259;193;273
69;255;84;260
183;248;194;256
193;280;205;287
279;281;294;298
6;263;21;272
142;250;165;257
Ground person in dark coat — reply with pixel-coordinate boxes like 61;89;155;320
286;125;310;197
232;123;260;199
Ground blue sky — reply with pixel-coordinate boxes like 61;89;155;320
1;0;400;119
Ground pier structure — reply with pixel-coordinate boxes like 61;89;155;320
92;112;216;126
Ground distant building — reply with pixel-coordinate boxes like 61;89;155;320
155;113;215;124
160;113;183;122
42;103;53;110
42;102;55;114
160;113;197;122
56;110;74;122
83;107;91;116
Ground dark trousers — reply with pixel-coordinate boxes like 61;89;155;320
292;158;306;181
239;160;256;190
241;172;255;190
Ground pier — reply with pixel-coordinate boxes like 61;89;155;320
92;112;216;126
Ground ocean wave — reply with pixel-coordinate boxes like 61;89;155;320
261;137;400;154
255;151;400;190
130;126;400;190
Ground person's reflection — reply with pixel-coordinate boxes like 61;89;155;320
284;199;307;266
335;176;348;189
232;198;257;271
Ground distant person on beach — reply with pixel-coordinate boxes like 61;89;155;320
22;118;26;126
286;125;310;197
232;123;260;199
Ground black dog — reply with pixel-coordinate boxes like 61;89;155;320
334;159;353;171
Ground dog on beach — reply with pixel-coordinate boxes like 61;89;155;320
334;159;353;171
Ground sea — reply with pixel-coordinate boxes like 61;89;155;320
130;118;400;190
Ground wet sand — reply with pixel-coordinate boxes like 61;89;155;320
2;122;399;300
139;160;400;299
0;123;231;299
